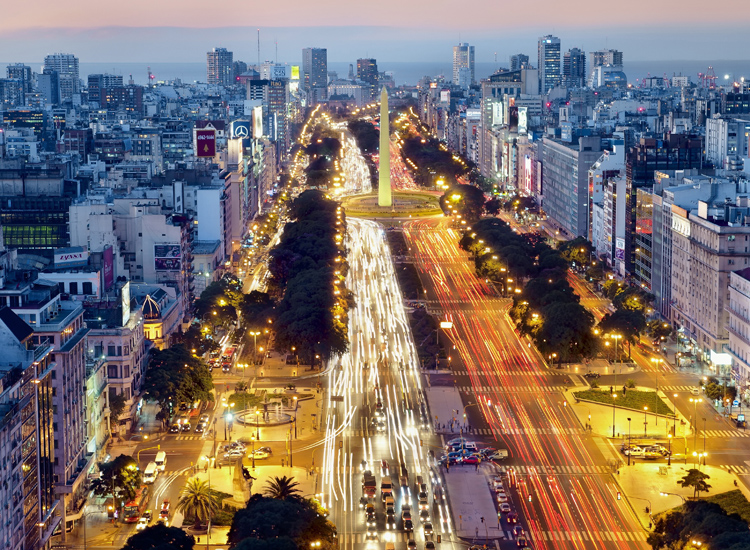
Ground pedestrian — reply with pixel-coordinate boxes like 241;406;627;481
468;423;472;432
475;462;478;471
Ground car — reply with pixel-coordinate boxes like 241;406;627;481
623;446;644;457
136;517;148;531
517;535;528;547
142;510;152;521
169;424;180;433
407;539;417;550
583;372;600;379
418;495;429;510
181;422;191;432
402;510;412;522
479;448;496;458
359;496;369;509
257;446;273;454
381;459;390;476
376;421;387;432
419;509;430;523
360;459;368;472
499;503;511;513
179;402;188;411
424;521;434;535
463;455;479;465
507;512;518;524
447;437;467;446
365;525;378;540
195;422;206;433
497;492;508;503
199;413;210;423
386;504;395;516
159;499;170;526
425;543;436;550
404;519;414;532
365;503;375;517
251;449;270;460
512;525;524;538
691;387;701;396
646;444;670;456
386;513;396;529
223;449;244;459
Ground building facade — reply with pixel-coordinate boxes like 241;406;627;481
537;35;561;93
207;48;234;86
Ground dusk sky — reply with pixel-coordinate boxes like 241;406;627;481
2;0;750;64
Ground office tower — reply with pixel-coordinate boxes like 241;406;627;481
590;49;623;70
378;87;392;207
7;64;32;94
357;58;379;87
537;35;561;93
510;54;529;71
87;73;124;107
206;47;233;86
302;48;328;103
563;48;586;88
453;43;475;87
37;69;61;105
233;60;248;81
43;53;80;100
0;79;24;108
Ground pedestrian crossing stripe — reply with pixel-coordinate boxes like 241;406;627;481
449;370;550;377
661;385;702;392
173;435;205;440
499;464;749;475
423;299;507;305
702;429;750;438
458;385;568;393
336;531;649;543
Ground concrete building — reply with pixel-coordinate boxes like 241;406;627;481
727;268;750;396
0;306;59;550
6;64;32;95
302;48;327;103
207;48;233;86
37;69;61;105
43;53;80;101
705;115;750;170
356;58;379;87
541;136;602;238
509;54;529;71
538;35;561;93
671;198;750;375
452;43;475;88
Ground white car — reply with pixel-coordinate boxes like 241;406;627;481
223;449;245;459
136;517;148;531
497;492;508;503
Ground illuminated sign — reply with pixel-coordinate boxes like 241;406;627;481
252;106;264;138
121;282;131;326
54;246;88;268
195;129;216;157
154;244;181;271
231;121;250;138
291;66;300;80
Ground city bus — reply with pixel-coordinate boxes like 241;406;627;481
123;486;149;523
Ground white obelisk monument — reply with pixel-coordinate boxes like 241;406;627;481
378;87;392;207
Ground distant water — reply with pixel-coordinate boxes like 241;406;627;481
5;59;750;87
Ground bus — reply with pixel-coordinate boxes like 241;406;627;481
123;486;149;523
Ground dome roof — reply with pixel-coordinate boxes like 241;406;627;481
142;294;161;320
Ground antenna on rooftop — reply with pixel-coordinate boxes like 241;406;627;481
257;29;261;67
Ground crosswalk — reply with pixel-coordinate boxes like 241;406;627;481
171;435;205;441
335;530;649;543
423;299;507;305
493;463;750;475
661;385;702;392
702;429;750;438
449;370;549;377
457;385;568;393
439;426;582;436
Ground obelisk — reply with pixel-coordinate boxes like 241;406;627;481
378;87;392;207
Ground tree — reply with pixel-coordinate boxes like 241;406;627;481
263;476;302;500
646;319;673;341
122;523;195;550
597;309;647;358
484;198;501;216
678;468;712;499
536;302;595;367
439;184;486;223
180;324;220;357
176;478;220;529
142;344;214;415
109;392;128;426
91;454;141;510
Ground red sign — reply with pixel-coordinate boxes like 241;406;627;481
196;129;216;158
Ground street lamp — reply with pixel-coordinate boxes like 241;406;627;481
251;435;256;470
612;393;617;438
627;417;632;466
643;406;648;437
651;358;662;426
660;491;686;504
610;334;622;365
293;396;298;439
667;434;672;466
689;397;703;452
255;409;261;440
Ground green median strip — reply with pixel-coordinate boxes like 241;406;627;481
573;389;673;415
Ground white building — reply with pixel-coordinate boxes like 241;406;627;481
727;268;750;397
705;115;750;170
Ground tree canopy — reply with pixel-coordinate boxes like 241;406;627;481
122;523;195;550
90;454;141;506
143;344;213;413
440;184;486;223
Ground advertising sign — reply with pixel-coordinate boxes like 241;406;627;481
252;106;264;138
195;129;216;158
54;246;89;268
102;245;114;291
615;238;625;261
231;120;251;139
121;281;131;326
291;66;300;80
154;244;181;271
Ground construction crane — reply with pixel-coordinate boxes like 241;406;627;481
697;66;717;88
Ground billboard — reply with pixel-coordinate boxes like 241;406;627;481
102;245;114;291
121;281;131;326
154;244;181;271
615;238;625;261
231;120;251;139
252;106;264;138
195;129;216;158
291;66;300;80
54;246;89;268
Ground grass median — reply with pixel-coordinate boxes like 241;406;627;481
573;389;673;415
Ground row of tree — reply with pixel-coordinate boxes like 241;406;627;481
268;190;353;363
461;218;595;366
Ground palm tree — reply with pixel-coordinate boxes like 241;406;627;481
176;478;219;529
263;476;301;500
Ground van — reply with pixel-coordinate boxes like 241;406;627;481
143;462;158;484
154;451;167;472
463;442;478;452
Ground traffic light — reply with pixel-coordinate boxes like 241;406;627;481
617;491;621;500
528;494;532;502
437;535;441;543
420;439;423;447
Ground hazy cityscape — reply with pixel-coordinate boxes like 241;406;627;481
2;14;750;550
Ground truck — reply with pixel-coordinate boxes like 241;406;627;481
380;476;393;498
362;471;377;498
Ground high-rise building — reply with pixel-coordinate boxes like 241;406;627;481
232;60;248;81
87;73;124;107
6;64;32;94
590;49;623;70
537;35;561;93
206;47;233;86
453;43;475;87
563;48;586;88
302;48;328;103
37;69;61;105
509;54;529;71
357;58;379;87
43;53;80;101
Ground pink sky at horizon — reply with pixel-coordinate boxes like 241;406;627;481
4;0;750;32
